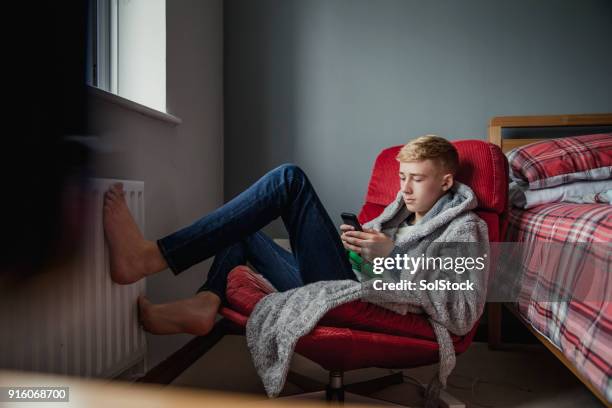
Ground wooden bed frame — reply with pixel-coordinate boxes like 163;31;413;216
487;112;612;408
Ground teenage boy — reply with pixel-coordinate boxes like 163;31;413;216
103;135;487;338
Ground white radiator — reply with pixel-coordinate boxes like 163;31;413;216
0;178;147;379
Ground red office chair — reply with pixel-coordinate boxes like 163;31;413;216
217;140;508;405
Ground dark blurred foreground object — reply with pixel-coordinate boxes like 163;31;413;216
1;1;91;280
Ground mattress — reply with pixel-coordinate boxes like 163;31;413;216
506;203;612;402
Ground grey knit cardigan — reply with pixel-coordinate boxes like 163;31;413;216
246;182;490;407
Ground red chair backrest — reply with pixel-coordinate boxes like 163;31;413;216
357;140;509;242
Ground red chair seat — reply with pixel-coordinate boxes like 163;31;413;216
220;266;478;371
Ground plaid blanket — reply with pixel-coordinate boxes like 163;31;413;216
506;203;612;403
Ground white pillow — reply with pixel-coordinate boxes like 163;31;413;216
509;179;612;209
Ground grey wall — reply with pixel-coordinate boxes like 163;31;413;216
89;0;223;368
225;0;612;237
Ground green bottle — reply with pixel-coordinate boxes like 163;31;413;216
347;250;376;279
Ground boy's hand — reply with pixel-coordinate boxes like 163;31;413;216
339;224;356;233
340;227;394;262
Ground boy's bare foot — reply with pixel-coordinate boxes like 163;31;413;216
103;183;167;284
137;292;221;336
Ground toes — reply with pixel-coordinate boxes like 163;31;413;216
109;189;126;203
105;183;125;202
104;188;127;207
137;296;148;323
110;183;125;197
104;190;117;202
138;295;151;309
103;196;116;211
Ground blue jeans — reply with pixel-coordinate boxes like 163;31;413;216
156;163;357;305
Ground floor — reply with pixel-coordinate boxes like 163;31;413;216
170;336;605;407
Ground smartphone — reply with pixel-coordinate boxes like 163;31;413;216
341;212;363;232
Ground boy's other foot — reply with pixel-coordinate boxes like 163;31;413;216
137;292;221;336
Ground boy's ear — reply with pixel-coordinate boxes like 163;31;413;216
441;173;454;191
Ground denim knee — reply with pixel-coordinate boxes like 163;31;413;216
274;163;306;186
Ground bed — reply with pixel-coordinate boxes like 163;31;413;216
487;113;612;407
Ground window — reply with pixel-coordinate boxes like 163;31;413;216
88;0;166;113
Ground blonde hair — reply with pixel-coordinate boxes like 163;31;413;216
396;135;459;175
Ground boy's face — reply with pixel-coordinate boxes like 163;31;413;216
398;160;454;215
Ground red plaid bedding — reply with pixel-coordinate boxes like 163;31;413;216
506;203;612;402
507;133;612;190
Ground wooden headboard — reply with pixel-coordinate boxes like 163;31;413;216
488;113;612;153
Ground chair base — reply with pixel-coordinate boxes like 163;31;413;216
286;370;465;408
282;390;402;406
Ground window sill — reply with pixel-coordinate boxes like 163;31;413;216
88;86;182;126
